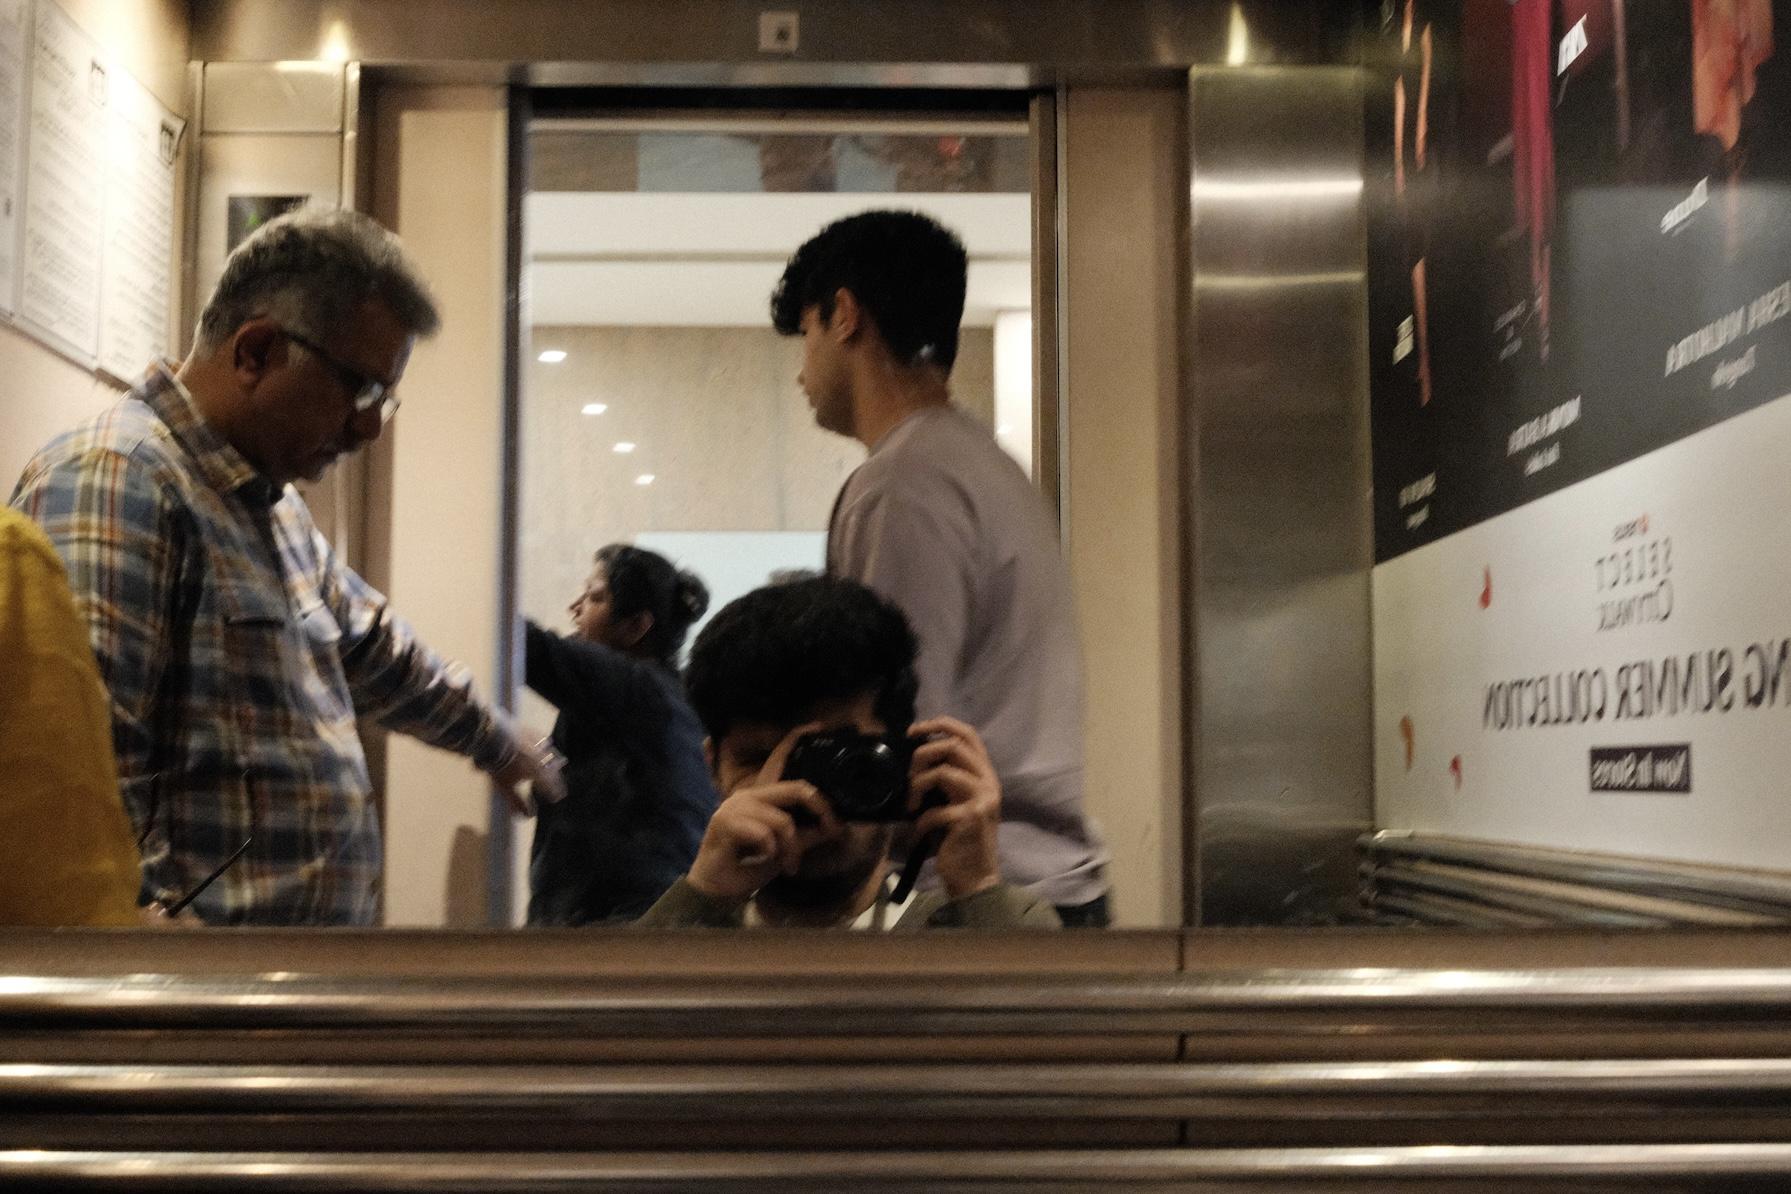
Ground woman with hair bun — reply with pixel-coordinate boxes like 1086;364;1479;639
524;544;715;924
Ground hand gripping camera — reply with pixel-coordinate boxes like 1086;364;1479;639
783;729;947;903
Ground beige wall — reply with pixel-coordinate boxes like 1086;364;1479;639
371;85;510;927
0;0;190;491
189;61;354;556
518;324;994;633
1063;87;1186;927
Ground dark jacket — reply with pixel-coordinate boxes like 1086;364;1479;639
524;621;717;925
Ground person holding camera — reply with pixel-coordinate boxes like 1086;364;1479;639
635;576;1059;930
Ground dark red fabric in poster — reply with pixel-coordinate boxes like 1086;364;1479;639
1512;0;1556;358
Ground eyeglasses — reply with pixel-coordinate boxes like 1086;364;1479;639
282;329;401;424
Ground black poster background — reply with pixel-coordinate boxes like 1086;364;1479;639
1366;0;1791;563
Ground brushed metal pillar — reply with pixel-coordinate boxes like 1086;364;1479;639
1186;66;1373;926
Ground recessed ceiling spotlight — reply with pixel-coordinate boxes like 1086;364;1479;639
613;442;636;454
538;349;568;363
635;474;655;486
581;403;607;416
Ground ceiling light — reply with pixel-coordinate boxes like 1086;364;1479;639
1225;3;1249;66
1192;177;1362;202
635;474;655;486
613;442;636;454
538;349;567;363
581;403;607;416
319;20;351;63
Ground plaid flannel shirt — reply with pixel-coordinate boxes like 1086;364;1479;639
11;363;515;925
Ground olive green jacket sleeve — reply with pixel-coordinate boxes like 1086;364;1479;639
633;876;1062;930
632;877;749;928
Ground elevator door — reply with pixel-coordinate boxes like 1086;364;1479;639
507;97;1047;920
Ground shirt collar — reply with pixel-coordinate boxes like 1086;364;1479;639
136;361;284;507
867;403;951;457
743;876;896;931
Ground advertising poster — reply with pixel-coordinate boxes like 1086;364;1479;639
1367;0;1791;868
1368;0;1791;559
1375;394;1791;869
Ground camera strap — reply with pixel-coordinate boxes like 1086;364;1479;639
890;828;941;904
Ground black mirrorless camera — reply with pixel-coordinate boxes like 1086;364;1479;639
782;729;915;821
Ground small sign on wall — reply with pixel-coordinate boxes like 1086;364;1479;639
226;194;308;252
758;10;798;54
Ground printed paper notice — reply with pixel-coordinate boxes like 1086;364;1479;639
0;0;28;314
19;0;105;360
98;68;180;380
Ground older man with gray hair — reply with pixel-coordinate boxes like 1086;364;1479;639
11;207;559;926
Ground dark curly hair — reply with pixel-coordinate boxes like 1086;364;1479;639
770;210;968;370
594;544;710;667
684;576;919;744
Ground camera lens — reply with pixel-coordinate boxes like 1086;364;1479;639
784;731;911;821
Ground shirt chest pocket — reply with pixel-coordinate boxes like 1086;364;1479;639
218;577;351;724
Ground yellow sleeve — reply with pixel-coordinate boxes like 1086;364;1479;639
0;511;143;926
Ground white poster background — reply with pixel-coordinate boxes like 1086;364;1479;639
98;66;179;381
1374;391;1791;872
0;0;27;316
18;0;103;361
632;530;825;647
